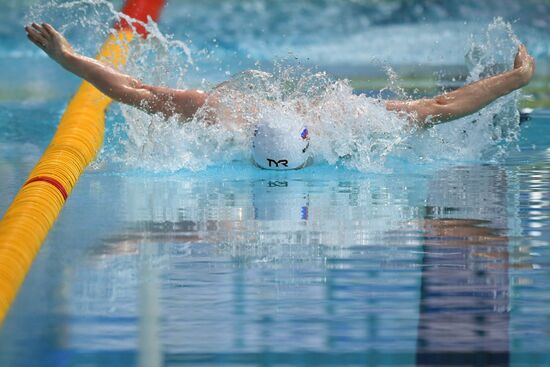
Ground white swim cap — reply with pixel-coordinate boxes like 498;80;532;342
252;117;311;170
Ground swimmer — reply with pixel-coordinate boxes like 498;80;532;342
25;23;535;169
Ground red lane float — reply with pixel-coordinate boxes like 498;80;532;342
115;0;166;37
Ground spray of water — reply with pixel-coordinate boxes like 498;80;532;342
28;2;523;172
401;17;522;163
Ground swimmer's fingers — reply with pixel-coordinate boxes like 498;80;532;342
26;33;46;51
25;26;48;48
514;44;535;69
25;25;44;43
42;23;65;45
31;23;50;40
41;23;57;38
514;44;535;86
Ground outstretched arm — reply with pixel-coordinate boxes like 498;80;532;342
385;45;535;126
25;23;206;119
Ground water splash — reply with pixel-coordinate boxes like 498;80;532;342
27;1;524;172
114;17;523;173
401;17;521;163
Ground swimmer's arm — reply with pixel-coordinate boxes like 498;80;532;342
61;52;207;118
385;44;535;126
25;23;206;119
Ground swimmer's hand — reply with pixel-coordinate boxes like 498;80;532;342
25;23;74;66
514;44;535;87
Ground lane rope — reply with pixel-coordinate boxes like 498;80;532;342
0;0;166;325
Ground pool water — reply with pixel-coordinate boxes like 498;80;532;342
1;0;550;366
1;107;549;365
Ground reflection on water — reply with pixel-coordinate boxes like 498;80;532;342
416;217;509;366
1;125;549;365
416;167;512;365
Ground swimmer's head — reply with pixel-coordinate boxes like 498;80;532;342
252;114;311;170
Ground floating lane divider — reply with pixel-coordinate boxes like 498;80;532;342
0;0;166;324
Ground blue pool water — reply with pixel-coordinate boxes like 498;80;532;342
1;1;550;366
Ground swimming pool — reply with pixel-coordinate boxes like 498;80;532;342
1;0;550;366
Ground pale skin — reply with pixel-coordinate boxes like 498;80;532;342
25;23;535;126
